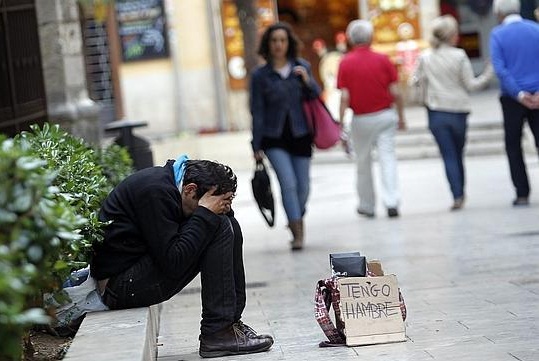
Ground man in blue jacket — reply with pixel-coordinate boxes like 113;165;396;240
91;157;273;358
490;0;539;206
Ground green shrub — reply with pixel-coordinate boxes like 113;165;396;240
96;143;134;190
0;123;134;359
0;136;85;360
16;123;133;268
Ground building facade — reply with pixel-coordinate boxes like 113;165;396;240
6;0;530;143
114;0;442;139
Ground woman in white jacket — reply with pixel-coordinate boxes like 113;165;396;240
411;15;493;210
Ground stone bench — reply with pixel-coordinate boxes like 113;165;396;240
63;305;160;361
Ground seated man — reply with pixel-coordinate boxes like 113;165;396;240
91;156;273;358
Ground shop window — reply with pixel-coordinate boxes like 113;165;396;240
276;0;359;87
221;0;277;90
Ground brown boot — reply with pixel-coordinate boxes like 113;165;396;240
199;324;273;358
289;220;304;251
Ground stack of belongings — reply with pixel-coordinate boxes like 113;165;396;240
314;252;407;347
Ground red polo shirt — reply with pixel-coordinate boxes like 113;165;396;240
337;46;398;115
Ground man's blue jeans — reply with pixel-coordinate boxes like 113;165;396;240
101;215;245;336
265;148;311;222
427;109;468;200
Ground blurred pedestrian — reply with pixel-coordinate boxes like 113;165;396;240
410;15;493;211
317;34;353;156
91;157;274;358
249;22;321;250
337;20;406;218
490;0;539;206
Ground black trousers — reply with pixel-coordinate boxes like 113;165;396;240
102;215;246;335
500;96;539;198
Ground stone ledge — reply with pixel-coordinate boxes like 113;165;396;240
63;305;160;361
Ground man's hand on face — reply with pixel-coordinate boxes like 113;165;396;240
198;186;234;215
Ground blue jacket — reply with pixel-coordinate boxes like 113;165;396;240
249;58;321;152
490;18;539;98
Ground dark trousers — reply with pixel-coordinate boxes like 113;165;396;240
102;215;246;335
428;109;468;200
500;96;539;198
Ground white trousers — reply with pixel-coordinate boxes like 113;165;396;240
350;108;400;213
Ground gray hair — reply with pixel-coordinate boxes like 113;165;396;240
346;20;373;46
493;0;521;17
429;15;458;48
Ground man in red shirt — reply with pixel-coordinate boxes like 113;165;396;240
337;19;406;218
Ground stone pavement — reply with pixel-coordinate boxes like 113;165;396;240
151;88;519;173
156;154;539;361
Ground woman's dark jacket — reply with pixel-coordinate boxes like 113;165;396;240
249;58;321;152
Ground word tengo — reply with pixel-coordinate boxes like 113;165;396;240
339;280;392;299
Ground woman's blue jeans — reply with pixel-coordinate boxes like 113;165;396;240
427;109;468;200
265;148;311;222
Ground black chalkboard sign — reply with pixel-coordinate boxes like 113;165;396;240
115;0;169;62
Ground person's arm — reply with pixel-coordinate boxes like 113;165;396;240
249;70;265;160
339;88;350;125
490;34;537;108
390;83;406;130
408;54;424;87
384;55;406;130
336;57;350;122
459;51;493;91
337;65;352;153
294;60;321;98
490;32;521;99
137;187;222;278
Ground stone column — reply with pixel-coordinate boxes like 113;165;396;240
35;0;101;145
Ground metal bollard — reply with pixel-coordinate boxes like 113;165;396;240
104;119;154;170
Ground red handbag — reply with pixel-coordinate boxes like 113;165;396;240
302;97;341;150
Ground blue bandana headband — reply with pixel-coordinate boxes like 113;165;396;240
173;154;189;187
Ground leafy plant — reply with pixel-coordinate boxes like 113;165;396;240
16;123;133;267
0;137;85;360
0;123;133;359
96;143;133;190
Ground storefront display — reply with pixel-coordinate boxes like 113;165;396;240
221;0;277;90
366;0;425;100
367;0;421;43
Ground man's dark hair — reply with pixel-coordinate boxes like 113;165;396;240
183;160;237;199
257;22;301;62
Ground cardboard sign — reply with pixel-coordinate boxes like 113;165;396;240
338;275;405;346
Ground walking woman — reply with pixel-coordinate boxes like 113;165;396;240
410;15;493;210
249;22;321;250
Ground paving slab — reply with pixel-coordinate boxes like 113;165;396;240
157;154;539;361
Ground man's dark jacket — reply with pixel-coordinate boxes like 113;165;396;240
91;160;221;280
